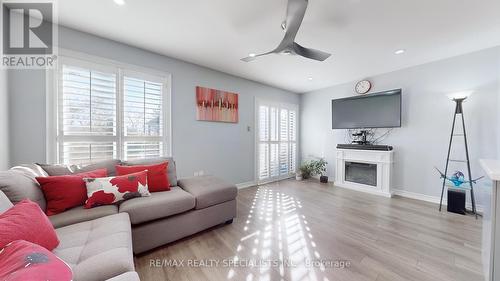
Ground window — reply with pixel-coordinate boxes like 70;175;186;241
54;56;170;164
257;101;298;183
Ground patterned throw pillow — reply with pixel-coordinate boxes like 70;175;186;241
83;170;150;209
116;162;170;192
0;240;72;281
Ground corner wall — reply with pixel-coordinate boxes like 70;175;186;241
498;49;500;159
0;69;8;170
7;26;299;185
300;47;500;202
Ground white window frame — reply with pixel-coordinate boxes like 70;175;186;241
46;49;172;164
255;98;299;184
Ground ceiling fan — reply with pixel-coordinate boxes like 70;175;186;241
241;0;331;62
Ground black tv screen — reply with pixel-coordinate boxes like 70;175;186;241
331;89;401;129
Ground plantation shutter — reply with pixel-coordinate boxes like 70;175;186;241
123;76;164;160
257;101;298;183
56;57;169;165
258;106;270;180
289;110;297;173
59;65;117;164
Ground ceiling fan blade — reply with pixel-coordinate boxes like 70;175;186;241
293;42;331;61
240;51;274;62
282;0;308;43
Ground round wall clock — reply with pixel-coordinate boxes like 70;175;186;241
355;80;372;94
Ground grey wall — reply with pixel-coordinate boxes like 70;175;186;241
8;26;299;185
301;47;500;200
0;69;8;170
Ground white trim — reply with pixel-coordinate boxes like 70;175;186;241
237;176;294;190
336;183;393;198
393;189;483;213
58;49;171;79
47;49;173;164
45;69;58;163
236;181;257;189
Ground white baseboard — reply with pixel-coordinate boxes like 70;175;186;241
393;189;483;213
392;189;442;204
236;176;294;189
236;181;257;189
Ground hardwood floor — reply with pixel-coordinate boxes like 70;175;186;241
135;179;483;281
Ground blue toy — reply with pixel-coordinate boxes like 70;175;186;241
435;167;483;187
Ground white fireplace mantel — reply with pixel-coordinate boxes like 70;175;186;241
335;148;394;197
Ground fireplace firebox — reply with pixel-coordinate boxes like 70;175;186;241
345;162;377;187
335;148;394;197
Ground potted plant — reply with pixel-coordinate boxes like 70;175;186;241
298;158;327;182
310;158;328;183
298;163;312;180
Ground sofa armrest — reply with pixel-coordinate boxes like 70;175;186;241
178;175;238;209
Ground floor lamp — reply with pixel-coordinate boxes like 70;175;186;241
438;91;478;217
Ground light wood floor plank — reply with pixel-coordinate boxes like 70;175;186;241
135;179;483;281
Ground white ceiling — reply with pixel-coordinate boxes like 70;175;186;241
56;0;500;93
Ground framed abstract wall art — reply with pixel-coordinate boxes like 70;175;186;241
196;86;239;123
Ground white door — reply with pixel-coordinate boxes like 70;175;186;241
257;100;298;184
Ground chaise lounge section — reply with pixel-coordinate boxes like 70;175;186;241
0;157;238;280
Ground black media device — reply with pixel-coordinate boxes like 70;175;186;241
331;89;402;129
447;189;466;215
336;144;393;151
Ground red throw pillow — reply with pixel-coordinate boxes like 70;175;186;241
116;162;170;192
0;240;72;281
36;169;108;216
83;170;150;209
0;200;59;251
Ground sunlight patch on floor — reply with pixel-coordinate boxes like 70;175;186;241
231;186;329;281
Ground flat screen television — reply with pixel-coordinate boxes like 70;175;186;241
331;89;401;129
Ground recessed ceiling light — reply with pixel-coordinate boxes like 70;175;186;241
394;49;406;55
114;0;125;5
248;53;256;57
308;77;313;81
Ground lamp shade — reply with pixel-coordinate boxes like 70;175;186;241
447;91;473;100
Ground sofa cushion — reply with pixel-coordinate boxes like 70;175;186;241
37;163;78;176
0;168;47;211
178;175;238;209
75;159;122;176
119;186;195;224
54;213;134;281
39;159;122;177
11;164;49;177
49;205;118;229
121;157;177;186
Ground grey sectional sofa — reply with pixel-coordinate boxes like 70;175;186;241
0;158;238;281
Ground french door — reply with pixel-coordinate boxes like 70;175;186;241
257;100;298;184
